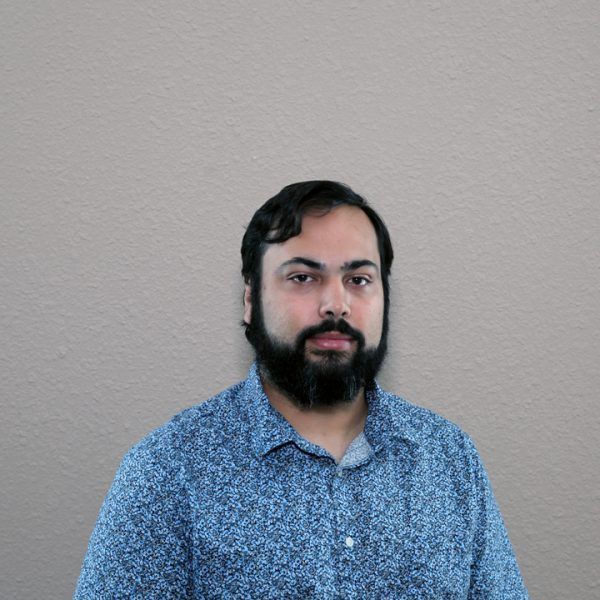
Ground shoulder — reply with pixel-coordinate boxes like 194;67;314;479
375;389;488;510
119;379;249;477
376;387;480;466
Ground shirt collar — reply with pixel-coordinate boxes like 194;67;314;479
242;364;302;458
363;381;421;451
242;363;421;459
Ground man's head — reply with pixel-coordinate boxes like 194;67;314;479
241;181;394;408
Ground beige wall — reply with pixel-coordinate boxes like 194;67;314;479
2;2;599;598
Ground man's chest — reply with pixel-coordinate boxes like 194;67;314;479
186;450;474;599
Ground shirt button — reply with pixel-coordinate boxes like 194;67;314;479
336;470;344;477
345;536;355;548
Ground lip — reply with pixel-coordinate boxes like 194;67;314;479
307;333;355;351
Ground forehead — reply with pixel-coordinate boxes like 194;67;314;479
263;205;381;269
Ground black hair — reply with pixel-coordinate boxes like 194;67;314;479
241;180;394;337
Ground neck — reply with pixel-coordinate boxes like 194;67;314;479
261;375;368;463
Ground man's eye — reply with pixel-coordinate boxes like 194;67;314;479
289;274;314;283
349;276;370;286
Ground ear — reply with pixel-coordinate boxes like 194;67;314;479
243;283;252;325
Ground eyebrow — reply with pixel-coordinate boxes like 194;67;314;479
277;257;379;274
342;259;379;273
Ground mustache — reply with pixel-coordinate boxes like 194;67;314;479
296;319;366;349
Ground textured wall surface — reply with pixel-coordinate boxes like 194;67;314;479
1;2;599;598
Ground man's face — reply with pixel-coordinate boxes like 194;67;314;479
244;205;387;407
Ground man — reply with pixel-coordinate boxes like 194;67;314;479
75;181;528;598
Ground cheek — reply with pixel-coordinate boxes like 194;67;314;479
261;295;294;331
278;298;310;324
359;301;385;342
264;282;307;314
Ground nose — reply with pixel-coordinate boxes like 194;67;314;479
318;279;350;320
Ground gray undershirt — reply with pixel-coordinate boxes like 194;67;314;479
336;432;373;469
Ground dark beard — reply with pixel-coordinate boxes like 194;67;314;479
246;302;388;409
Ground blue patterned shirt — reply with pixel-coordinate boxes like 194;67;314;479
75;365;528;598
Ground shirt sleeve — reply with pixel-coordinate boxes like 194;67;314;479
74;435;193;599
466;437;529;599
